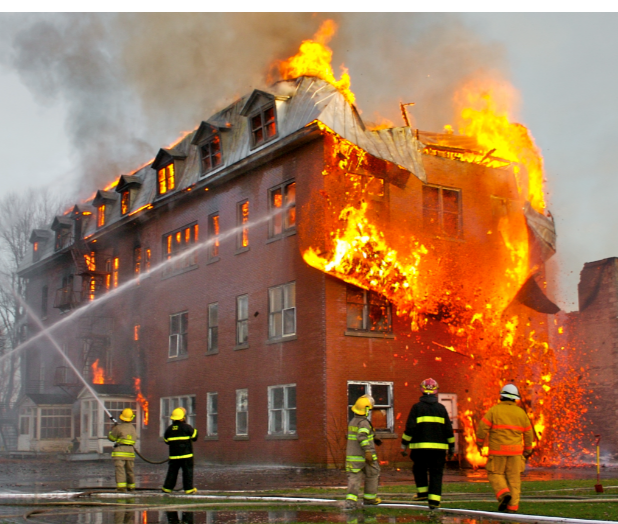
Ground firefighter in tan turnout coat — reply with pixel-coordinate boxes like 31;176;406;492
108;408;138;492
476;384;534;513
345;394;381;510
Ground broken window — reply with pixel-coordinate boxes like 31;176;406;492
120;190;131;215
207;302;218;354
347;381;394;432
163;223;198;261
157;163;175;195
236;295;248;346
41;285;48;319
208;213;220;259
40;408;72;439
422;185;462;238
346;284;392;333
207;392;218;437
251;104;277;147
269;181;296;238
169;311;188;358
160;395;196;437
236;389;248;436
237;200;250;249
268;384;296;436
201;135;223;174
268;282;296;339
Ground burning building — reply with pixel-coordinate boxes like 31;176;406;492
13;23;570;464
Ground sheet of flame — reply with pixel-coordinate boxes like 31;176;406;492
134;377;149;426
91;359;105;385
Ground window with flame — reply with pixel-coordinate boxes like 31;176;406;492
120;190;131;215
237;200;249;249
133;247;141;275
422;185;462;238
268;282;296;340
33;241;40;262
268;384;296;436
236;294;248;346
347;381;394;432
160;395;196;437
250;105;277;147
206;392;218;437
97;204;106;228
269;181;296;238
200;135;223;174
346;284;392;333
169;311;188;358
208;213;220;259
236;389;248;436
157;163;176;195
163;223;199;260
207;302;218;354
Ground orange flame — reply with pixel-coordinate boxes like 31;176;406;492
134;378;149;426
91;359;106;385
276;19;355;106
462;410;487;469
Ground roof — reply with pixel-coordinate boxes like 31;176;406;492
78;384;135;398
22;394;74;406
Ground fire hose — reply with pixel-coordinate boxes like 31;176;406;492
109;416;169;464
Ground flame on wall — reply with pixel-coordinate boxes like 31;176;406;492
91;359;106;385
134;377;149;426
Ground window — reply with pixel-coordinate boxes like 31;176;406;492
268;282;296;339
55;228;72;251
251;105;277;147
163;223;199;260
422;185;462;238
208;213;220;259
346;284;392;333
169;311;188;358
157;163;175;195
268;385;296;436
41;285;48;318
112;257;119;288
33;241;40;262
207;392;218;437
134;325;140;341
347;381;394;432
121;190;130;215
97;204;106;228
236;389;248;436
104;401;137;435
133;247;142;275
145;249;151;272
236;295;248;346
207;303;218;354
160;395;196;437
201;135;222;174
269;181;296;238
40;407;72;439
237;200;249;249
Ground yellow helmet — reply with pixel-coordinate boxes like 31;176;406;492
171;407;186;421
119;408;135;422
351;395;374;416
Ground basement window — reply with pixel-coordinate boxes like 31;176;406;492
157;164;176;195
160;395;196;437
346;284;392;333
268;384;296;436
347;381;394;432
251;104;277;147
201;135;223;174
422;185;462;238
169;311;188;358
268;282;296;340
269;181;296;238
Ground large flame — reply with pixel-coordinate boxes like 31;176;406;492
276;19;355;106
91;359;106;385
134;377;149;426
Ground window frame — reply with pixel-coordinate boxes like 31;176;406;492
235;389;249;436
96;204;106;228
200;134;223;175
268;180;296;239
236;294;249;347
206;392;218;437
268;282;296;340
422;184;463;239
250;104;278;148
207;213;220;260
267;384;297;436
157;163;176;195
159;395;196;437
40;407;72;440
347;381;394;433
168;311;189;359
207;302;218;355
162;222;199;261
236;200;250;251
120;190;131;216
345;284;392;333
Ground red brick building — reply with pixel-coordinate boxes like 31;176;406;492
16;77;556;465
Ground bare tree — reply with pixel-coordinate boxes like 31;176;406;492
0;188;68;408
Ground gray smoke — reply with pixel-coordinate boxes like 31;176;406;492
0;13;508;196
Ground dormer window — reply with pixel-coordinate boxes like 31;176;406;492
158;164;175;195
152;148;186;197
115;174;143;215
30;229;51;262
192;121;228;177
51;217;74;252
92;191;118;229
97;204;106;228
251;105;276;147
121;191;130;215
200;135;222;173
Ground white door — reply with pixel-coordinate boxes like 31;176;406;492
438;393;459;453
17;408;33;451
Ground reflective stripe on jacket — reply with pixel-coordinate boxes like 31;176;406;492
476;401;534;456
108;422;138;459
346;415;377;473
402;395;455;451
164;421;198;459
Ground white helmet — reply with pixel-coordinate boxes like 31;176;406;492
500;384;520;401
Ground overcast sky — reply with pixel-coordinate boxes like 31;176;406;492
0;13;615;311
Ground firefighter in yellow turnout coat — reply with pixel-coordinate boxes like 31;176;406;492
345;395;381;510
108;408;138;492
476;384;534;513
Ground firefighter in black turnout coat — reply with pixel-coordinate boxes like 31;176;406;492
401;378;455;509
162;408;198;494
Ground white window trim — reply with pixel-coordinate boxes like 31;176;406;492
347;381;394;433
267;384;297;436
206;392;218;437
169;311;188;358
268;281;296;340
235;389;248;436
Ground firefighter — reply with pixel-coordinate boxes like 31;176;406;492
107;407;138;492
476;384;534;513
401;378;455;509
162;407;198;494
345;394;381;510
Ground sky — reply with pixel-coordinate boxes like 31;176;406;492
0;12;616;311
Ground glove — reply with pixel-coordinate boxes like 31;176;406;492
374;438;383;447
365;451;374;462
523;450;533;459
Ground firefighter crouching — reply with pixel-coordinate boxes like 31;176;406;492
162;407;198;494
401;378;455;509
345;394;381;510
108;408;138;492
476;384;534;513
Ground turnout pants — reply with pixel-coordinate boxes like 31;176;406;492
410;449;446;507
113;458;135;491
163;457;195;493
486;455;525;511
346;462;380;504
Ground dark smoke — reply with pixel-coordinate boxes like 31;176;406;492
0;13;508;196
